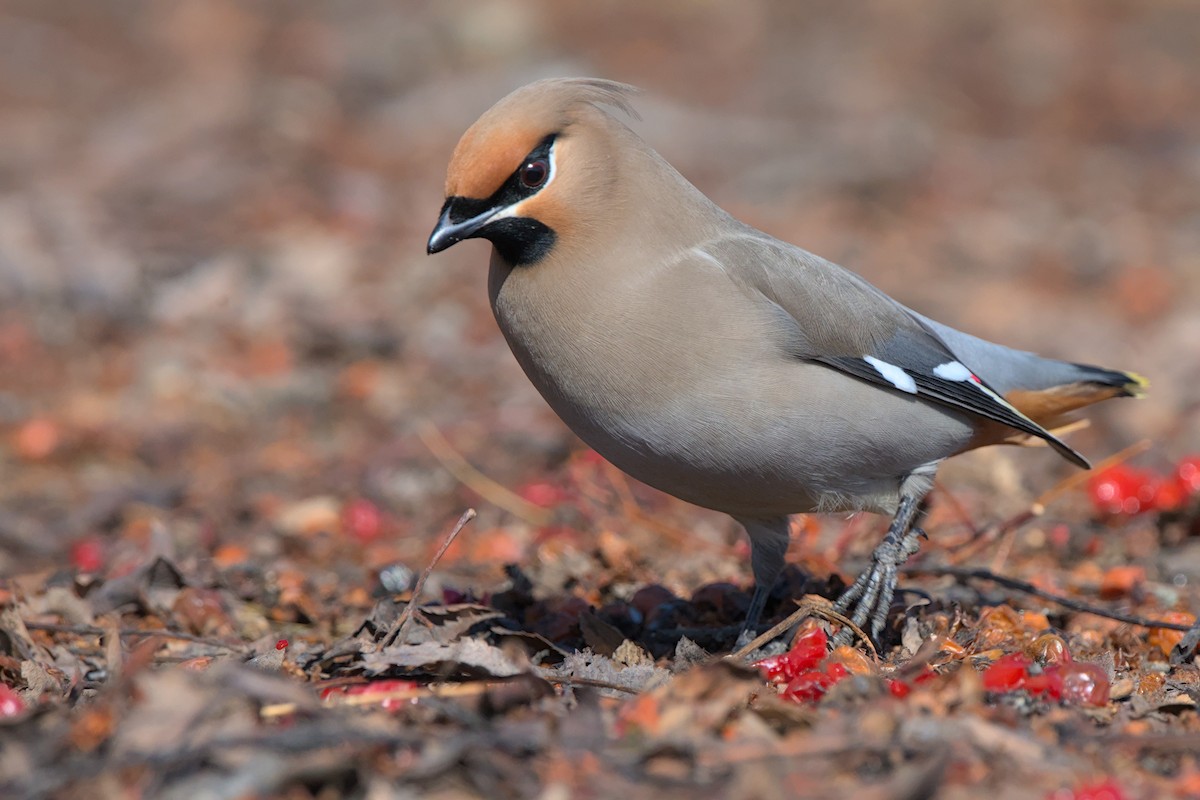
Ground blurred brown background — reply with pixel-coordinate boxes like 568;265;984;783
1;0;1197;583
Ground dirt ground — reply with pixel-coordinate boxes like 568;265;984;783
2;2;1199;798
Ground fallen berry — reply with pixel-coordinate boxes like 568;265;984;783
1046;778;1128;800
1087;464;1156;515
70;537;105;573
982;653;1031;692
981;651;1110;706
341;499;384;543
755;627;827;682
1087;455;1200;517
782;669;838;703
322;679;421;711
1056;661;1110;706
517;481;569;507
0;684;26;717
1021;669;1063;700
1176;456;1200;494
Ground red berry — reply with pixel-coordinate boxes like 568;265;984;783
324;679;421;711
757;651;802;683
1022;668;1064;700
1087;463;1159;515
341;499;384;543
982;652;1031;691
1154;478;1187;511
1056;661;1110;706
913;667;939;685
0;684;25;717
517;482;568;507
70;537;105;573
824;662;850;680
1046;779;1129;800
755;627;828;683
887;679;911;699
789;627;828;670
782;670;837;703
1177;456;1200;494
350;679;420;711
275;639;288;650
442;588;470;605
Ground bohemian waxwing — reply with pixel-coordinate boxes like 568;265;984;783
427;78;1145;647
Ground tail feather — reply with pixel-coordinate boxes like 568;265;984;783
1070;363;1149;398
1006;366;1145;431
910;309;1145;465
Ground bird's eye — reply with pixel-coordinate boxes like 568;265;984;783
519;159;548;188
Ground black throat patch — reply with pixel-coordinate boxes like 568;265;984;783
441;134;559;266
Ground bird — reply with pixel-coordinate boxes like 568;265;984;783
426;77;1145;647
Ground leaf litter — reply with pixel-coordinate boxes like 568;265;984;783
2;2;1200;798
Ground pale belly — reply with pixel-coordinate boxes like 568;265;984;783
490;265;975;518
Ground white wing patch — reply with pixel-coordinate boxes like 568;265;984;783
932;359;1030;416
864;356;917;394
932;361;974;381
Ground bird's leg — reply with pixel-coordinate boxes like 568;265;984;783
831;493;928;648
743;583;770;640
735;516;791;648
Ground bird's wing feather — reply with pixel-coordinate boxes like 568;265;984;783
701;232;1089;468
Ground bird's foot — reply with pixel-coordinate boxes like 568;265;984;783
830;522;925;649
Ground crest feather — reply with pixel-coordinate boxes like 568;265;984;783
445;78;642;199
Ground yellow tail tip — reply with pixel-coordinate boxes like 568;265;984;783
1123;372;1150;398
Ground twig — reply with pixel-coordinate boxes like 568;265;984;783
1030;438;1153;512
1096;731;1200;751
544;675;642;695
730;600;876;661
931;479;983;539
8;722;428;798
321;680;496;709
946;438;1153;561
383;508;476;646
418;422;551;525
1169;618;1200;665
21;621;244;651
903;564;1194;632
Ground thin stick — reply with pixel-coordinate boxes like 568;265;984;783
1029;438;1153;513
22;621;243;650
931;479;983;539
903;564;1194;632
383;508;476;646
418;422;551;525
1169;619;1200;665
545;675;643;695
947;438;1153;562
730;600;876;661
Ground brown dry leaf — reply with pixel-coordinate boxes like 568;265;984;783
549;649;670;695
0;4;1196;798
0;607;52;663
416;604;505;645
362;638;525;678
639;660;764;741
1099;565;1146;599
29;586;95;626
613;639;653;668
111;669;251;758
89;557;186;615
579;610;626;656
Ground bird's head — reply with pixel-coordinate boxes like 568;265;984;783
427;78;641;267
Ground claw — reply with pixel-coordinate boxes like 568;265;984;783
830;495;928;648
